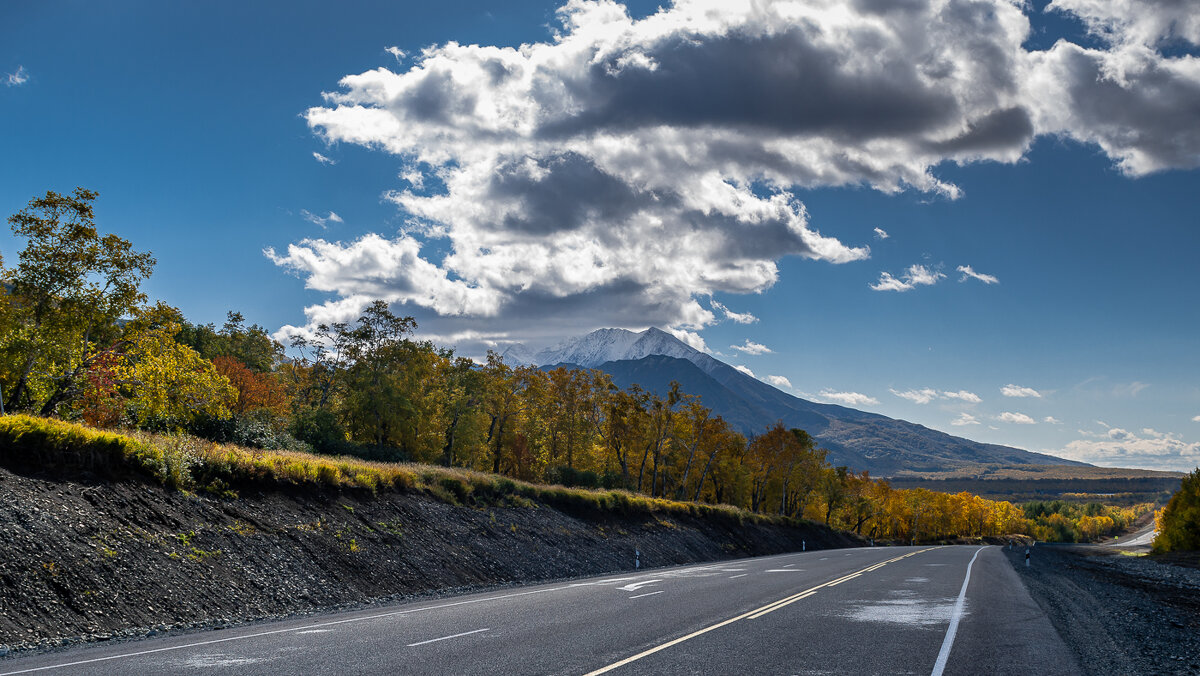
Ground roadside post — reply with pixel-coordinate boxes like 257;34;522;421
635;549;640;570
802;540;806;551
1025;547;1031;568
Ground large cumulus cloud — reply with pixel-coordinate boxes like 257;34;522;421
272;0;1199;353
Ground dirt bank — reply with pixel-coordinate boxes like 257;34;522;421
0;465;858;654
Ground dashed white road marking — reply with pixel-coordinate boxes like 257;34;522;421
629;591;665;599
729;573;749;579
293;630;332;635
765;569;802;573
406;628;490;648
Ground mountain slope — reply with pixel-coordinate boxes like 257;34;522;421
508;328;1082;476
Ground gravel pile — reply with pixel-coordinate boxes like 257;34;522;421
1006;544;1200;675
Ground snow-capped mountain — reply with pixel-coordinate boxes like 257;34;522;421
504;327;722;374
504;327;1082;475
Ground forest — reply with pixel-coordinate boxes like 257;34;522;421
0;188;1154;543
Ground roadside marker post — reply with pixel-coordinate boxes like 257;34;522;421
1025;547;1030;567
635;549;640;570
802;540;806;552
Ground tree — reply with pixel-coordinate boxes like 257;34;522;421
1153;468;1200;553
118;304;236;427
0;188;154;414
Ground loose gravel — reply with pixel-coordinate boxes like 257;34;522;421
1005;544;1200;675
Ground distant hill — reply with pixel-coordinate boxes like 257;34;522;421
506;328;1084;476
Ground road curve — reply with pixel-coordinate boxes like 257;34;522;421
0;546;1079;676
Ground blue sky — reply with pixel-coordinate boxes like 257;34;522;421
3;0;1198;471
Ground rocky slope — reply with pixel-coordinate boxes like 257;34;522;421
0;465;858;654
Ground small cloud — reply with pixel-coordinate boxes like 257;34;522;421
1193;415;1200;422
1001;384;1042;398
819;389;879;406
871;264;944;292
890;387;978;404
730;339;772;356
765;375;793;389
873;227;890;240
951;412;980;426
313;152;337;165
999;411;1037;425
733;364;755;378
667;328;708;353
711;300;757;324
385;46;408;63
957;265;999;285
1044;416;1061;424
891;388;939;405
301;210;344;228
6;65;28;87
401;168;425;190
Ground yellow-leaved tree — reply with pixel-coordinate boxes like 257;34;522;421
119;304;236;428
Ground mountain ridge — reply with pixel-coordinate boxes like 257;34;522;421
505;328;1082;475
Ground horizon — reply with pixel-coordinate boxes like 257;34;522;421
2;0;1197;471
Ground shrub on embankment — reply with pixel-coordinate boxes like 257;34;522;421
1153;467;1200;554
0;414;783;528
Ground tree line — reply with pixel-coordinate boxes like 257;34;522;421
0;189;1153;543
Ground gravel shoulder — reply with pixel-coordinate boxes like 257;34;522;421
1004;543;1200;675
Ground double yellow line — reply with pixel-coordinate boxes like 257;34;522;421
584;548;936;675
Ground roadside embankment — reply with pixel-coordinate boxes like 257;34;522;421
1004;544;1200;675
0;416;858;654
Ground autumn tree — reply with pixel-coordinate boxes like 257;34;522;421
0;188;154;414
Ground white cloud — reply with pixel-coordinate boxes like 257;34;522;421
951;412;981;426
871;265;945;292
733;364;755;378
999;411;1037;424
6;65;28;87
957;265;999;284
890;387;979;405
873;227;889;240
891;388;939;405
385;46;408;63
667;328;708;354
941;390;982;403
765;375;793;389
313;152;336;165
819;389;879;406
1001;384;1042;398
1058;424;1200;471
1193;415;1200;422
711;300;757;325
300;210;344;228
730;339;772;356
1044;416;1062;424
277;0;1200;351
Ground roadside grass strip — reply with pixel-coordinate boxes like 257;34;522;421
584;548;937;675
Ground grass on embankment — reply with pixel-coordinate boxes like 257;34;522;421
0;414;778;528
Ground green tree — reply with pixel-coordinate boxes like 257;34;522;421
1153;468;1200;553
0;188;154;414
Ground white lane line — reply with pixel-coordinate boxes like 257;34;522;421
406;628;490;648
629;591;665;599
781;563;795;568
930;546;985;676
764;569;802;573
293;629;332;635
0;583;579;675
728;573;749;579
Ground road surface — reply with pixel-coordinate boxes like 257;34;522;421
0;546;1080;675
1104;523;1156;549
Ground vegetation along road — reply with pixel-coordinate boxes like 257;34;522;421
0;546;1078;676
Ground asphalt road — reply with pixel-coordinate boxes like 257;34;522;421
1;546;1080;675
1103;523;1157;549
